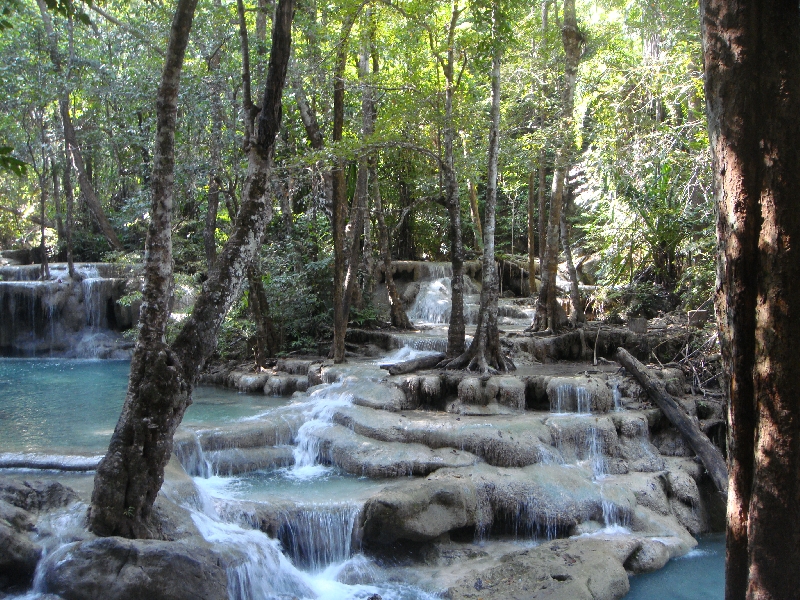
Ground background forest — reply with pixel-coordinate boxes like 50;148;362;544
0;0;713;357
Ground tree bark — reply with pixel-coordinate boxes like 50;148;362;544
538;161;546;270
89;0;294;538
331;10;360;363
381;352;445;375
617;348;727;494
62;139;75;278
532;0;582;331
36;0;123;252
443;0;511;374
560;201;584;324
702;2;800;598
443;1;466;358
248;265;278;367
527;170;536;294
204;24;223;271
373;159;414;329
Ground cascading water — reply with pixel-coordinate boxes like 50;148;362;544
277;503;362;572
0;263;136;357
291;384;355;479
551;383;592;414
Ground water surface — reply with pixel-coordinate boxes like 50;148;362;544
0;358;287;454
626;533;725;600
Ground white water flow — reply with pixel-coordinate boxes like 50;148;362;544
408;264;453;325
551;383;592;414
292;383;354;479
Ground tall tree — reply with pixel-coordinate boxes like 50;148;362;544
89;0;294;538
443;0;511;373
531;0;582;331
37;0;123;251
702;2;800;599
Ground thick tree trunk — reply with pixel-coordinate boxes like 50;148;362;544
702;2;800;598
532;0;582;331
560;203;584;324
89;0;294;538
617;348;727;494
443;0;511;374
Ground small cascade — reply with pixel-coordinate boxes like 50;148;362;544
405;261;482;326
0;263;137;357
609;376;623;411
551;382;592;414
277;503;362;571
408;277;452;324
174;431;213;478
191;511;315;600
291;384;354;478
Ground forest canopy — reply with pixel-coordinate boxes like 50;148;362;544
0;0;712;354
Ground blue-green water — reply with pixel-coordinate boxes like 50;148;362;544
626;534;725;599
0;359;288;454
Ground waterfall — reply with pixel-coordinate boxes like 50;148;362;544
192;511;315;600
277;503;362;572
291;384;353;479
0;263;135;357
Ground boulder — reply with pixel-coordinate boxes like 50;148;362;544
445;536;634;600
0;519;41;589
362;463;635;545
312;424;477;478
624;538;671;574
331;405;559;468
264;375;308;396
0;479;79;513
231;371;271;393
612;412;665;472
41;537;228;600
546;415;624;476
485;376;526;411
275;359;313;375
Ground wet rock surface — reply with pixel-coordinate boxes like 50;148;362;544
41;536;229;600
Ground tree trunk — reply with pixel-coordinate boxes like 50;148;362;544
538;162;546;270
702;2;800;598
248;265;278;367
373;160;414;329
37;0;123;252
63;139;75;278
617;348;727;494
331;10;360;363
204;31;223;271
560;201;584;324
527;170;536;294
532;0;582;331
443;0;511;374
60;98;123;251
443;2;465;358
89;0;294;538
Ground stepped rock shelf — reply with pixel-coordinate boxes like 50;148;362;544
0;261;725;599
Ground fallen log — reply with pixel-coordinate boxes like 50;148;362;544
616;347;728;496
380;352;446;375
